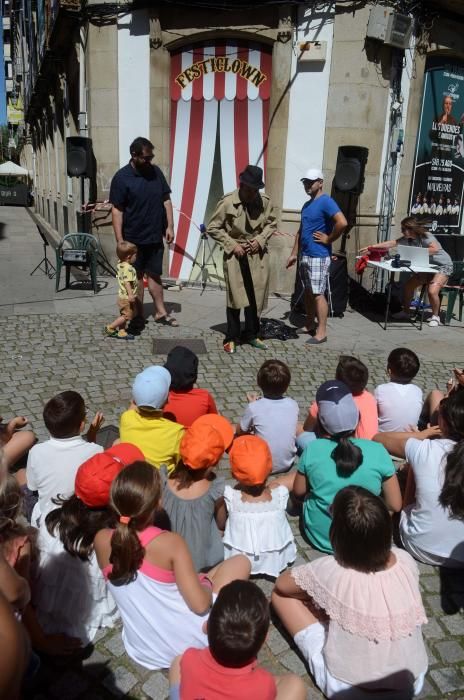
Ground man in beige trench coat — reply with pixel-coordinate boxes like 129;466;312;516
207;165;276;354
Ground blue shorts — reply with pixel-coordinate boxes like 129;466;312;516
133;243;165;277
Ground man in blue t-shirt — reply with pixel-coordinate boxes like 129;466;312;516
110;136;178;329
286;168;347;345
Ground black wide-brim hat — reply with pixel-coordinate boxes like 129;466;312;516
239;165;265;189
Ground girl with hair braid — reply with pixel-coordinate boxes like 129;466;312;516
294;380;401;554
94;461;250;670
375;390;464;567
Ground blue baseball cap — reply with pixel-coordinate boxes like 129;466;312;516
132;366;171;410
316;380;359;435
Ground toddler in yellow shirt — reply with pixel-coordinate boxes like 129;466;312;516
105;241;140;340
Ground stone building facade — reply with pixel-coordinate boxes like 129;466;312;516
11;0;464;292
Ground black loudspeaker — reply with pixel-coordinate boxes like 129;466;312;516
334;146;369;194
66;136;93;178
434;234;464;261
327;254;348;316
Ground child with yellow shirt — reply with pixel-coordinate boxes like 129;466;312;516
105;241;140;340
120;366;185;472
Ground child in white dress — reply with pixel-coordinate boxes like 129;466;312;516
223;435;296;577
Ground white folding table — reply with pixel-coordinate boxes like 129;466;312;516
366;259;439;331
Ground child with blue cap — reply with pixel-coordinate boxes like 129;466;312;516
119;366;185;472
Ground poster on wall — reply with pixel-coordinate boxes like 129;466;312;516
409;55;464;234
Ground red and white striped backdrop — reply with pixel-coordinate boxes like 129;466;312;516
169;43;272;281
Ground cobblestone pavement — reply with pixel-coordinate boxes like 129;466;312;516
1;313;464;699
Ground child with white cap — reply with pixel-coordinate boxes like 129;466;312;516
119;366;184;472
293;380;401;553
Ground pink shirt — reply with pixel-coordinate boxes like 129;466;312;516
180;647;276;699
310;390;378;439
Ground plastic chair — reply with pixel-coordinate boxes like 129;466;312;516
440;261;464;325
55;233;100;294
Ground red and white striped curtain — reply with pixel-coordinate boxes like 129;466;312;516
169;42;272;281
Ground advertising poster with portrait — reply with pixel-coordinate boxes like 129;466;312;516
409;55;464;234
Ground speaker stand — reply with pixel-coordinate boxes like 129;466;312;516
30;241;56;279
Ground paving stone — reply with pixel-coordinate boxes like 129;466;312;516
266;626;289;655
103;632;126;657
441;614;464;635
430;667;464;694
420;575;441;593
423;618;446;639
81;649;110;677
435;640;464;663
102;665;138;696
142;672;170;699
278;649;308;675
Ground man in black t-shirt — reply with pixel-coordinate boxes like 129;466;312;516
109;136;179;327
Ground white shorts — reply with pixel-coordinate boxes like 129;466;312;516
299;256;331;295
294;623;426;699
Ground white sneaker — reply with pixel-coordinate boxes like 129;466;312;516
427;315;441;327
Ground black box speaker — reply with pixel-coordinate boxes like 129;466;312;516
434;234;464;261
66;136;93;178
334;146;369;194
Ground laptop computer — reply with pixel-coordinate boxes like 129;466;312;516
396;244;430;267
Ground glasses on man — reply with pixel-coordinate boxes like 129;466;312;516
140;155;154;162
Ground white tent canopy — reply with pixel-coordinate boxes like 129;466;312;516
0;160;29;176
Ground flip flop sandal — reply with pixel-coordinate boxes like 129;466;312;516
155;315;179;327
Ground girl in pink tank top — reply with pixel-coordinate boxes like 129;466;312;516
94;461;250;670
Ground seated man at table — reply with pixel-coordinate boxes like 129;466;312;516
361;216;452;327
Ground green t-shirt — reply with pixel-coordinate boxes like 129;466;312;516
298;438;395;553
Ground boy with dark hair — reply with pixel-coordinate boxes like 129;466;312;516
300;355;378;441
237;360;298;473
169;580;306;699
375;348;423;432
26;391;104;525
163;346;218;427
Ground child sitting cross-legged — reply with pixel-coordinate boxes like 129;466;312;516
294;380;401;554
26;391;104;526
163;346;218;428
223;435;296;577
0;469;82;656
272;486;428;699
162;415;234;571
237;360;298;474
94;461;250;670
33;443;142;645
120;366;185;473
169;579;307;700
375;348;423;432
298;355;378;448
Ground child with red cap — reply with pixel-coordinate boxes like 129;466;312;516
223;436;296;577
33;443;143;645
162;414;234;571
